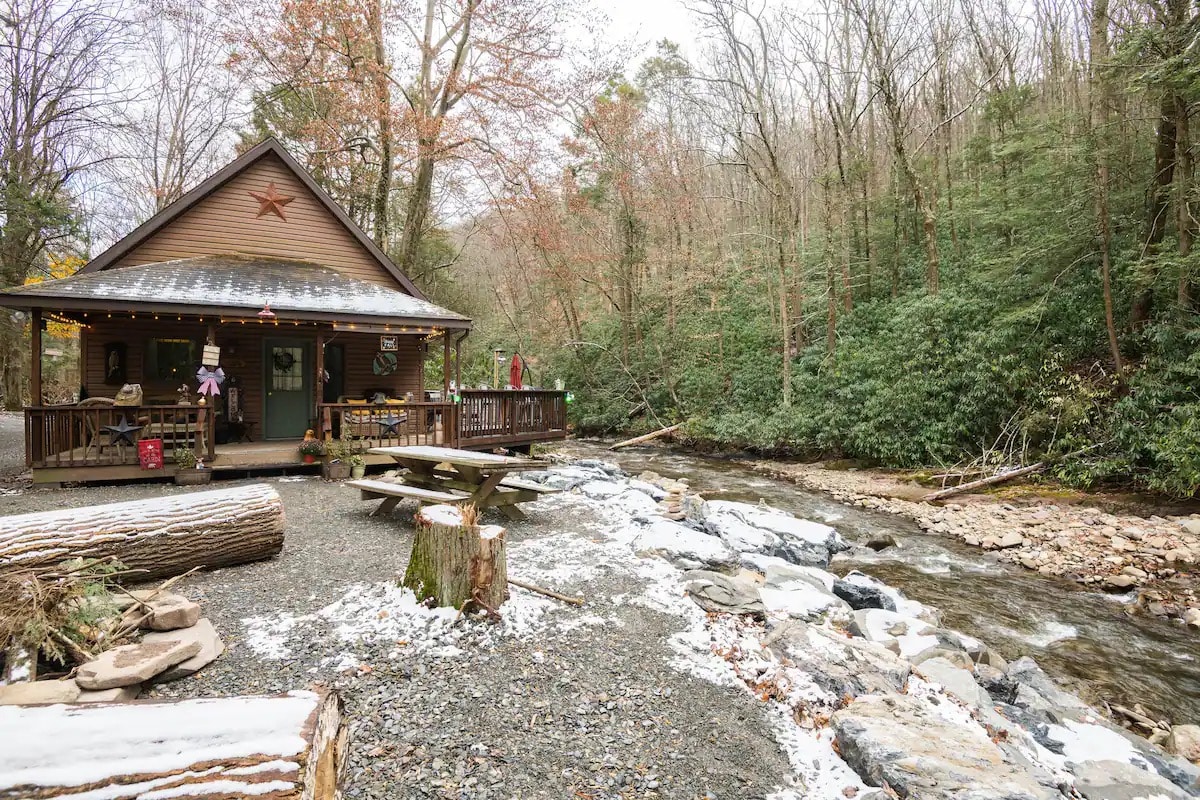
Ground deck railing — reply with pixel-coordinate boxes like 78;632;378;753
24;404;215;469
457;390;568;447
318;401;459;448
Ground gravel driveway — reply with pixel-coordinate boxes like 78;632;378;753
11;475;796;799
0;412;27;483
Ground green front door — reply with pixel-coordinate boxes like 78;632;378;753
264;338;313;440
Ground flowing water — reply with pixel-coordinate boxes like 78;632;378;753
564;442;1200;725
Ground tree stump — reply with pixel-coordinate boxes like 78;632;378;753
403;505;508;613
0;484;285;582
0;689;348;799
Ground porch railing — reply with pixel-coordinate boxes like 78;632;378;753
318;401;459;448
25;404;216;469
457;390;568;447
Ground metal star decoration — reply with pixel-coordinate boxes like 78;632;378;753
248;182;295;221
102;416;143;446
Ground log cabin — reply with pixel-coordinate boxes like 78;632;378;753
0;138;567;484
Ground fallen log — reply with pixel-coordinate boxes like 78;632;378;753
922;462;1046;502
0;689;348;800
610;423;683;451
403;505;507;612
0;484;284;582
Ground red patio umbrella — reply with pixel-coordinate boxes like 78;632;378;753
509;353;523;389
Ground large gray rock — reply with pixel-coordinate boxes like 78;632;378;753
0;679;80;705
848;608;941;659
76;638;201;690
704;500;847;566
1071;759;1191;800
1169;724;1200;762
631;518;738;570
833;578;896;611
684;570;765;616
76;685;140;703
771;623;911;698
830;693;1058;799
914;657;991;711
144;617;225;682
1006;657;1089;718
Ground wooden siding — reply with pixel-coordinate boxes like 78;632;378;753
110;152;403;289
81;322;425;431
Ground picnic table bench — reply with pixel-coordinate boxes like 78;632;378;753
355;445;558;520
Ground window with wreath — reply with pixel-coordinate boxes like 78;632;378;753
271;346;304;391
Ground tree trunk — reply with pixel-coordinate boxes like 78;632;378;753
369;0;393;249
0;690;347;800
0;484;284;582
1178;94;1195;309
403;505;507;612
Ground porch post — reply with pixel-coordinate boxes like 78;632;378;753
442;333;451;396
30;308;42;405
315;328;326;439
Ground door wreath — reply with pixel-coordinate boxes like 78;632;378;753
273;350;296;372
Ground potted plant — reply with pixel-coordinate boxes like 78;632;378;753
322;438;352;480
349;453;366;480
173;447;211;485
299;438;324;464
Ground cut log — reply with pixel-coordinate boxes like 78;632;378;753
0;689;348;800
922;462;1046;502
610;423;683;451
403;504;507;612
0;484;284;582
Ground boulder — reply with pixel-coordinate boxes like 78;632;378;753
1006;657;1090;717
910;647;974;670
865;533;897;551
0;679;80;705
1170;724;1200;762
770;623;911;698
626;479;667;500
914;657;990;710
830;693;1058;799
764;563;837;592
1104;574;1138;591
840;571;934;622
139;594;202;631
76;638;201;690
579;479;624;500
1180;519;1200;537
684;571;765;616
995;532;1025;549
739;552;796;575
681;494;708;523
631;518;738;571
1070;759;1191;800
848;609;940;658
705;500;847;566
609;488;660;516
833;579;896;611
703;507;782;554
144;618;225;682
76;685;141;703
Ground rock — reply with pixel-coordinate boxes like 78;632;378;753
771;623;911;698
140;594;202;631
830;693;1058;799
0;679;80;705
1183;608;1200;629
681;494;708;523
911;647;974;670
974;664;1013;701
144;618;225;682
626;479;666;500
76;638;202;690
631;518;738;571
1104;574;1138;591
579;479;623;500
849;609;938;658
684;571;765;616
1006;657;1089;717
764;563;837;592
865;533;896;551
914;657;990;711
1181;520;1200;537
995;532;1025;549
1169;724;1200;762
609;488;660;516
840;571;932;621
705;500;847;567
76;685;140;703
973;647;1009;671
703;507;783;554
832;579;896;611
1070;759;1191;800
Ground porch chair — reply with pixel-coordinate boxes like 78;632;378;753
78;397;117;460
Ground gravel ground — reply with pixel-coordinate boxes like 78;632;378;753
0;412;28;484
10;475;796;799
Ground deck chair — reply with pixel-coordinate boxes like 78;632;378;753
78;397;117;459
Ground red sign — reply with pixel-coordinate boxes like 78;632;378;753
138;438;164;470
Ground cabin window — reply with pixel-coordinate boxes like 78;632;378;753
145;338;196;383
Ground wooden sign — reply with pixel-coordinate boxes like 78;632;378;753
138;438;164;470
379;335;399;352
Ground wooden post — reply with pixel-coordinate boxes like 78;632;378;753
442;333;451;396
30;308;42;406
315;329;326;438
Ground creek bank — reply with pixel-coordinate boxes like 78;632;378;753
526;457;1200;798
756;460;1200;626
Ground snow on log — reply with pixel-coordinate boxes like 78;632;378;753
0;689;348;800
0;484;284;582
403;504;508;612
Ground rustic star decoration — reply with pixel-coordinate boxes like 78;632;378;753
102;416;143;446
248;182;295;221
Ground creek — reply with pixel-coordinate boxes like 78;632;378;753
565;442;1200;726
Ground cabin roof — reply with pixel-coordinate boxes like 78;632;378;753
74;137;426;298
1;255;471;328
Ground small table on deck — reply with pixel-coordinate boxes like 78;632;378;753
357;445;552;520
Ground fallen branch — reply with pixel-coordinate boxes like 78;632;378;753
922;462;1047;502
507;578;584;606
610;423;683;451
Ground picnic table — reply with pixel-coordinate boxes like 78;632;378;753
349;445;555;520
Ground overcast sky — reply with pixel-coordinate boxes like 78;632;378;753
598;0;702;67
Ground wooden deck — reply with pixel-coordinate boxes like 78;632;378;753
25;390;568;484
